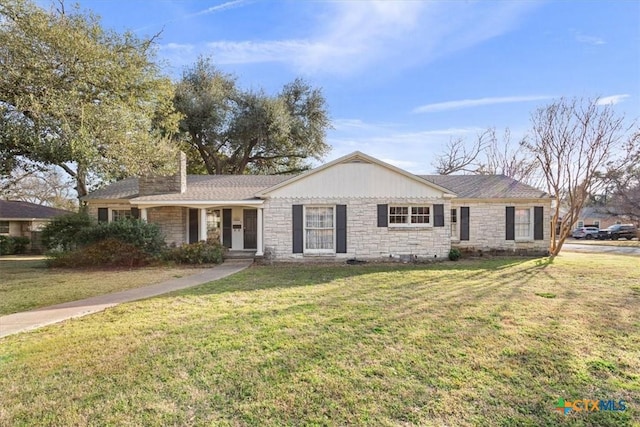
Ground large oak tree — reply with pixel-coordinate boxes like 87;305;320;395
0;0;180;198
174;58;331;175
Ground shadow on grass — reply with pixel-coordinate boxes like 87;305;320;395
141;256;636;425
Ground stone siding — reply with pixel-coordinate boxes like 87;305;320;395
451;200;551;253
147;206;186;246
263;197;451;261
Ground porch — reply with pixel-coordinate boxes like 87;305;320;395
135;203;265;256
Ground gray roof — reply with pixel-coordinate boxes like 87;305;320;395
85;172;549;202
0;200;71;219
419;174;549;199
579;206;617;219
83;175;292;202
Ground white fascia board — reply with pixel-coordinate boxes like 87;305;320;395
131;200;265;208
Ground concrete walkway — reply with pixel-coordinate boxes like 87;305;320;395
563;242;640;256
0;260;253;339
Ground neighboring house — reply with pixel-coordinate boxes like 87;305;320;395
83;152;552;260
574;206;631;229
0;200;71;252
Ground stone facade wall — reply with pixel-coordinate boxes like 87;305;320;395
451;200;551;253
147;206;186;246
263;197;452;261
138;151;187;196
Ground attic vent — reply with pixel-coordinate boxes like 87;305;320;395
344;159;371;164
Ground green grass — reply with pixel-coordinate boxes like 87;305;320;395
0;257;210;315
1;253;638;426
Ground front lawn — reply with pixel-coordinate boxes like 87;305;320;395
0;257;210;315
0;253;638;426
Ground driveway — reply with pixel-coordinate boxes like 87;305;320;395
563;242;640;256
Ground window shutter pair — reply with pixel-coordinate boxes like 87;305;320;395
292;205;347;254
505;206;544;240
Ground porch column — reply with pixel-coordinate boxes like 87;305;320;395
256;207;264;256
140;208;148;222
199;208;208;241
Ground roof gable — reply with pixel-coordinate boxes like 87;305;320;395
259;151;455;199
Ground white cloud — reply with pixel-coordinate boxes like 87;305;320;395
162;1;540;76
413;96;553;113
573;31;606;46
204;40;320;65
596;94;630;105
324;125;486;173
189;0;248;18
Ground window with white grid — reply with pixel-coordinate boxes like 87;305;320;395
515;208;531;239
304;206;334;252
389;206;432;226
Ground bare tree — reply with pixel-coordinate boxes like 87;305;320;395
433;128;540;185
1;166;77;210
433;130;491;175
600;130;640;221
524;98;633;256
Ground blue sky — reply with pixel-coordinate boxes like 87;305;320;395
48;0;640;173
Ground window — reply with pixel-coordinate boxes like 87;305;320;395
594;220;600;228
389;206;408;224
515;208;531;239
411;206;430;224
305;206;334;252
112;209;132;222
450;208;458;239
577;220;584;228
0;221;9;234
388;206;431;226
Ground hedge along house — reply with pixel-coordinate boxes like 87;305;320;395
82;151;553;260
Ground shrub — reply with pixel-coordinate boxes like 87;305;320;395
47;238;150;268
448;248;461;261
0;236;15;255
0;236;30;255
77;219;166;255
164;239;225;264
41;212;94;251
11;237;30;254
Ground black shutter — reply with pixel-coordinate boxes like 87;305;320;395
534;206;544;240
98;208;108;223
222;209;232;248
131;207;140;219
292;205;303;253
336;205;347;253
506;206;515;240
377;204;388;227
434;204;444;227
460;207;470;241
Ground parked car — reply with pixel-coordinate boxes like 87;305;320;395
597;224;638;240
571;226;600;239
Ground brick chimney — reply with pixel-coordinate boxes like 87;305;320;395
138;151;187;196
